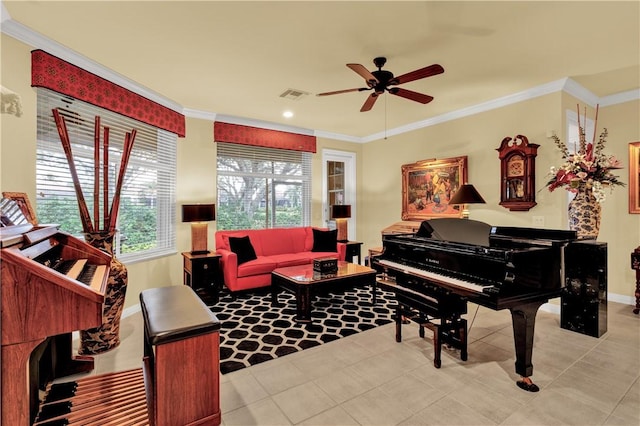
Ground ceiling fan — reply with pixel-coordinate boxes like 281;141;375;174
317;57;444;112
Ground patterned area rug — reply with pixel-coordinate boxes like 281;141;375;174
198;285;396;374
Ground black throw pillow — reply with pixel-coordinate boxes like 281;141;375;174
228;235;257;265
311;228;337;252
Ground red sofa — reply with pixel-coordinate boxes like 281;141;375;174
215;227;346;294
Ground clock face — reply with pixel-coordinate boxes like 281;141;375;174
507;157;524;177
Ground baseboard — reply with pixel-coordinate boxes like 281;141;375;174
122;303;141;318
540;291;634;315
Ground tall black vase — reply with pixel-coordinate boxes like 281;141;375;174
79;231;128;355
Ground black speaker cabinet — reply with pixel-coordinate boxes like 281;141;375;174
561;241;607;338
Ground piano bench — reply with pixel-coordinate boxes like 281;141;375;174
140;286;221;426
396;305;468;369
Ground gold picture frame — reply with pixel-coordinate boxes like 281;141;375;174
401;156;468;221
629;142;640;214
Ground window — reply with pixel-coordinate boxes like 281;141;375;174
36;88;177;262
216;142;311;230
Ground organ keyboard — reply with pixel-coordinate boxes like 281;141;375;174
1;223;111;425
372;218;578;392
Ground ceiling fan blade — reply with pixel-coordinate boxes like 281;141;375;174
316;87;370;96
360;93;379;112
347;64;378;86
388;87;434;104
389;64;444;86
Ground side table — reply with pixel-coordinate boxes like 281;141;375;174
344;241;363;264
182;251;221;304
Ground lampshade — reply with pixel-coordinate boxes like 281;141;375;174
331;204;351;219
182;204;215;222
331;204;351;242
449;184;485;219
449;184;486;205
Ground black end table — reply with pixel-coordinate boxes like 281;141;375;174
182;251;221;304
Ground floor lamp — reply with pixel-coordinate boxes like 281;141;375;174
448;184;486;219
182;203;215;254
331;204;351;242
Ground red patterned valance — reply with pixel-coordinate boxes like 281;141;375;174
31;50;185;137
214;121;316;153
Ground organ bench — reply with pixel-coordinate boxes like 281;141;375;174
140;285;221;426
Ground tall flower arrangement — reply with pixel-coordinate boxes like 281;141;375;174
545;105;624;202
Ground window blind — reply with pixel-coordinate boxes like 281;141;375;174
216;142;311;230
36;88;177;262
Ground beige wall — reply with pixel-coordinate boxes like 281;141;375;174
3;33;639;308
360;93;640;300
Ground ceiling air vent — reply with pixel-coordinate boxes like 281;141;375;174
279;89;309;101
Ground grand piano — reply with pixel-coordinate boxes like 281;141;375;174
1;202;110;425
371;218;577;392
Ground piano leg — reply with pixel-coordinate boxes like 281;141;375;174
509;300;545;392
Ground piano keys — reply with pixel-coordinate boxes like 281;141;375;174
1;223;110;425
372;217;577;392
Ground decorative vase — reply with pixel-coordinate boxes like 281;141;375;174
568;186;601;240
79;231;128;355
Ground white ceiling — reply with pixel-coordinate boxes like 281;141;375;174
3;1;639;140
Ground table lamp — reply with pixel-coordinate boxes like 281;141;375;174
448;184;486;219
182;203;215;254
331;204;351;242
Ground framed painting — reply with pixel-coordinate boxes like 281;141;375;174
401;156;468;220
629;142;640;214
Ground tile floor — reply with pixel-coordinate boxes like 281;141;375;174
78;300;639;425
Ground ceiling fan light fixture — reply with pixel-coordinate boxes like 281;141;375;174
317;58;444;112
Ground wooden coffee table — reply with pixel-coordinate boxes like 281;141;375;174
271;261;377;323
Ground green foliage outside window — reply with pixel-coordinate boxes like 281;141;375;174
37;196;157;253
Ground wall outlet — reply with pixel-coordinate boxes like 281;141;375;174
533;216;545;227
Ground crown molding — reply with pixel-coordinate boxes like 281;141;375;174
313;130;363;143
1;14;183;113
3;11;638;143
561;78;600;106
362;79;568;143
600;88;640;107
1;2;10;23
183;108;217;122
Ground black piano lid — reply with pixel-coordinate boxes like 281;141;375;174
416;218;493;247
490;226;577;243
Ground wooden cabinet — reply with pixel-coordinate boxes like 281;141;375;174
182;252;221;304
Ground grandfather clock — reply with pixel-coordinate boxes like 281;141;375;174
496;134;539;211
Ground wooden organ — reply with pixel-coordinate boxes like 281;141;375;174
1;195;221;425
30;286;221;426
1;223;110;425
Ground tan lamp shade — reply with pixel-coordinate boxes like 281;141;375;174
331;204;351;242
182;204;215;254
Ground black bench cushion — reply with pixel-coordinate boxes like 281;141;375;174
140;285;220;346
